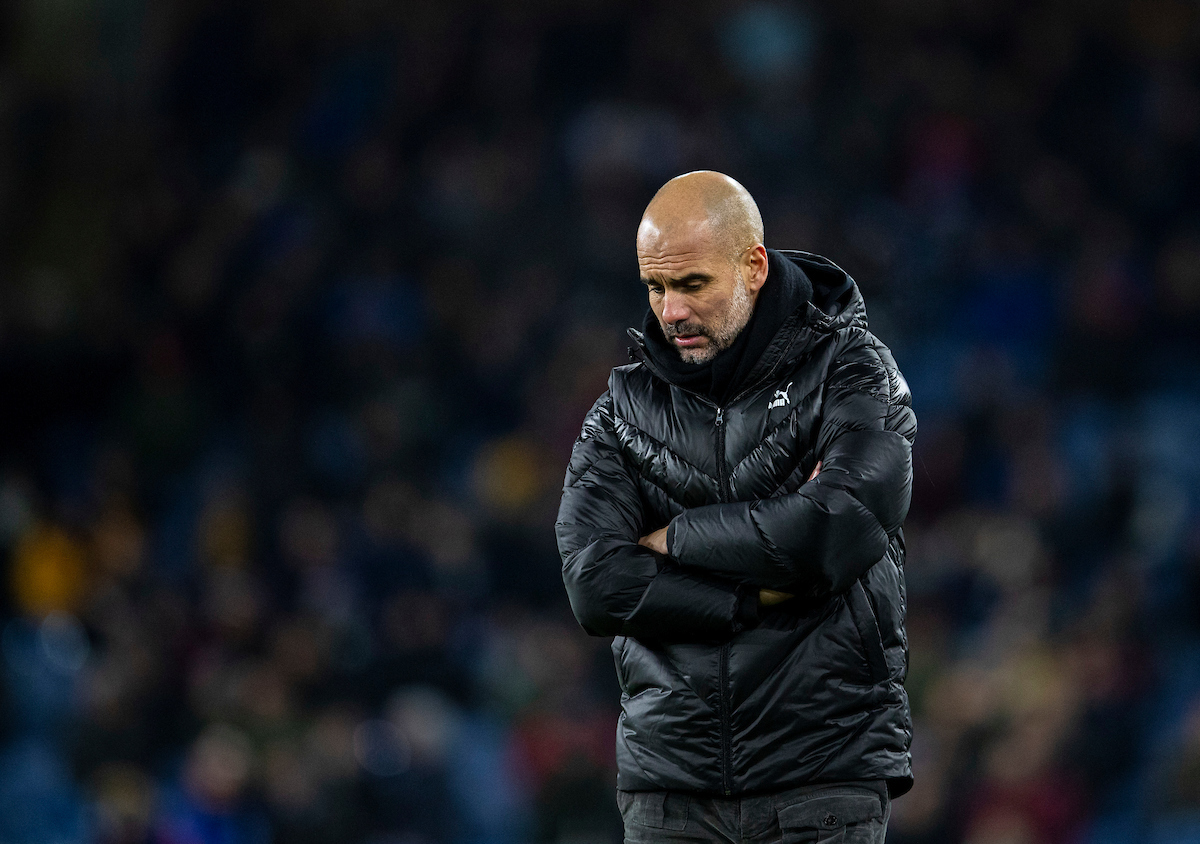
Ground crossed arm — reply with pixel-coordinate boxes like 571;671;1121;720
557;346;915;643
556;393;758;643
634;461;821;607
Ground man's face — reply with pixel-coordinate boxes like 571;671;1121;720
637;221;756;364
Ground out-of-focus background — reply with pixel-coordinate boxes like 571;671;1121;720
1;0;1199;842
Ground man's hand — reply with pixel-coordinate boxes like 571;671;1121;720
759;589;794;606
756;460;821;607
638;526;669;555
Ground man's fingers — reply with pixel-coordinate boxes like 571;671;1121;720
759;588;795;606
808;460;822;481
638;526;669;555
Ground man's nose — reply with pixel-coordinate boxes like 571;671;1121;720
661;291;691;324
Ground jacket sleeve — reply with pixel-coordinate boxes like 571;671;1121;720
666;336;915;597
557;392;757;643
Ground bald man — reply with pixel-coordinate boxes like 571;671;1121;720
557;172;916;843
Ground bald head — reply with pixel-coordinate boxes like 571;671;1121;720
636;172;770;364
638;171;764;262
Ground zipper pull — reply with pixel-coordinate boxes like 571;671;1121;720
716;408;724;426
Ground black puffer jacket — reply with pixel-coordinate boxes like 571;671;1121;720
556;250;916;798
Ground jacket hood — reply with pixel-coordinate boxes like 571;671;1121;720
777;250;868;332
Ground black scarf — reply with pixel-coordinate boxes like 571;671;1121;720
640;249;814;404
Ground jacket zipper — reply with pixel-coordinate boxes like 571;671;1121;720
718;641;732;795
715;408;731;501
715;407;733;796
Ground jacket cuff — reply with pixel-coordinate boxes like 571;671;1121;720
732;583;760;633
665;520;677;557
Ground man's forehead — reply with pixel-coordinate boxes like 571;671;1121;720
637;239;716;274
637;215;719;260
637;251;712;280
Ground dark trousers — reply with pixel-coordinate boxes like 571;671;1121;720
618;780;890;843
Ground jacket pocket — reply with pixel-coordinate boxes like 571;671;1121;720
846;581;889;685
778;790;884;843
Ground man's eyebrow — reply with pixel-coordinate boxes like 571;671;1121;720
640;272;712;286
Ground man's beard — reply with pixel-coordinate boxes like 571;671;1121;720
664;280;754;364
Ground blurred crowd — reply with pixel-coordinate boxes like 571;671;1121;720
1;0;1199;842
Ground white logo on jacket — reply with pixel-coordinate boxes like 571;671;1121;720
768;382;793;410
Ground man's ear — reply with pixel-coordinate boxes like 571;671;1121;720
744;244;769;295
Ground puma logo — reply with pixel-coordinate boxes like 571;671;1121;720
768;382;792;410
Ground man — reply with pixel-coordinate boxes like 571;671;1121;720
556;171;916;843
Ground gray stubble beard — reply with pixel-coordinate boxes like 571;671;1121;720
674;279;754;364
